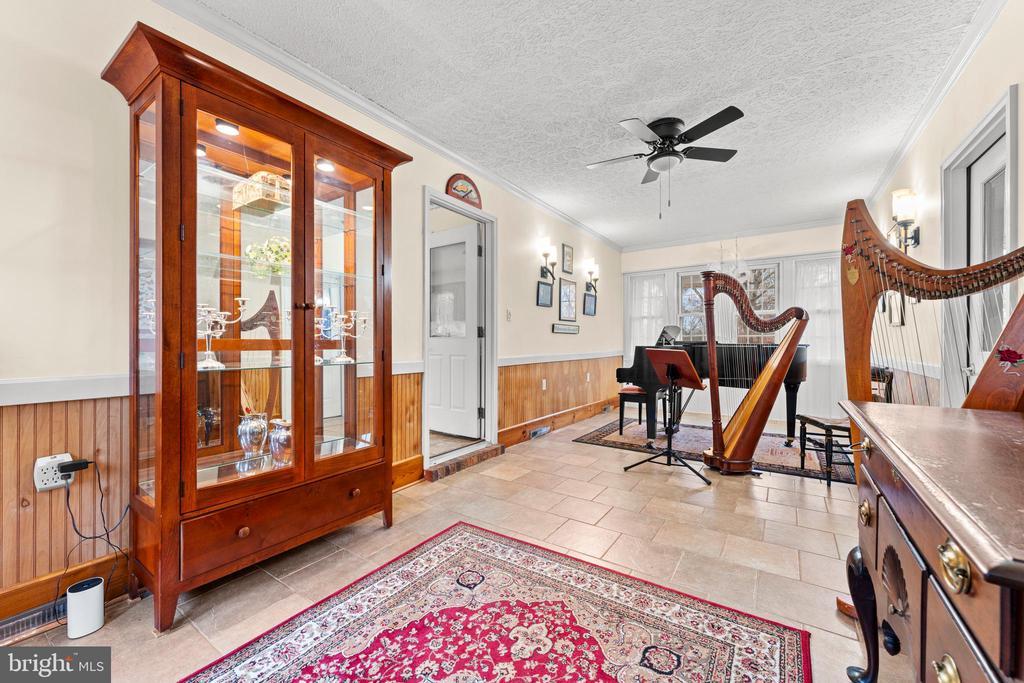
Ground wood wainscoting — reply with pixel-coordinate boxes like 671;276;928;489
497;356;620;447
0;372;426;622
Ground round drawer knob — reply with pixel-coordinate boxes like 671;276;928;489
937;540;971;594
349;488;361;499
858;500;872;527
932;653;960;683
236;526;251;539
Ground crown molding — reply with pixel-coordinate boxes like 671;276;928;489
619;217;841;253
867;0;1008;206
154;0;622;251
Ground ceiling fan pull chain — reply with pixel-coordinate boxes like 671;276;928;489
659;175;663;220
668;172;672;208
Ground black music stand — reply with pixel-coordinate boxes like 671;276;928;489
623;348;711;485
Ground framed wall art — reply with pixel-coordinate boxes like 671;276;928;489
536;280;553;307
445;173;481;208
583;291;597;316
561;243;574;274
559;278;577;321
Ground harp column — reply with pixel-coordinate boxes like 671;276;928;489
702;270;726;461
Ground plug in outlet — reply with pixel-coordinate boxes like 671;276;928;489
541;378;547;391
586;372;591;382
34;453;74;492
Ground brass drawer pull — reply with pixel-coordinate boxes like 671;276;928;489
349;488;361;499
937;540;971;594
932;653;960;683
858;500;872;527
236;526;251;539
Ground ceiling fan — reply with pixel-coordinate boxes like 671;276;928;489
587;106;743;184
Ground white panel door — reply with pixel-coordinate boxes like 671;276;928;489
427;224;480;437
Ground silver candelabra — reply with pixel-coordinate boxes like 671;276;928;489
315;309;368;365
197;297;249;370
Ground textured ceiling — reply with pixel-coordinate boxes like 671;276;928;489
186;0;984;248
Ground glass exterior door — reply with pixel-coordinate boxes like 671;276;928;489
309;137;381;474
185;88;305;506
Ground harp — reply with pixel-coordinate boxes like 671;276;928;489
701;270;809;474
841;199;1024;470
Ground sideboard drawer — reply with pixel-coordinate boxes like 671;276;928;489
877;497;928;672
866;445;1003;662
181;464;386;580
924;578;999;682
857;464;880;571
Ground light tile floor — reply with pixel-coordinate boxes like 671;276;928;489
18;411;917;682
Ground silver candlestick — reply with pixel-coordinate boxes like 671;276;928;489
197;297;249;370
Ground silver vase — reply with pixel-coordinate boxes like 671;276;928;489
269;419;293;469
237;412;268;476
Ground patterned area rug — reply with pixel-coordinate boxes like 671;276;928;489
575;419;855;485
183;523;812;682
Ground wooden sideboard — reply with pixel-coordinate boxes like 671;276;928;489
841;400;1024;682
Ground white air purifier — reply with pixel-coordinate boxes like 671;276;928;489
66;576;105;639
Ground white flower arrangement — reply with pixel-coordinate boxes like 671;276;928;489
245;236;291;279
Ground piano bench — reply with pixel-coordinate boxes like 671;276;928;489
618;387;647;435
796;414;852;488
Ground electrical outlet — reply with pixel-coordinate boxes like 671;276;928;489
586;372;591;382
34;453;74;492
506;308;512;322
541;378;547;390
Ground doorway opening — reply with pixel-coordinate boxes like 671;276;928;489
939;85;1018;404
422;188;497;465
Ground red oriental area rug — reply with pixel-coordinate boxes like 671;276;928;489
182;523;812;682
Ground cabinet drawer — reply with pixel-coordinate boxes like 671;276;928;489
877;497;928;675
181;464;386;580
924;578;999;682
865;445;1002;662
857;464;880;571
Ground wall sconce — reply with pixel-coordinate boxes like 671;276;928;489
539;244;557;281
583;259;599;293
889;188;920;251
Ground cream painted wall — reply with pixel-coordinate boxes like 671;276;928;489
868;0;1024;368
0;0;621;387
621;224;841;273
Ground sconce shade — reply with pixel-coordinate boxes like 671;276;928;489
892;189;917;225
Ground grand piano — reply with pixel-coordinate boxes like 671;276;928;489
617;329;808;442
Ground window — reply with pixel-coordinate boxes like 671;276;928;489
624;272;669;352
737;265;778;344
676;273;705;341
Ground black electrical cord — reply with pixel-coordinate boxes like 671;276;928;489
51;461;130;626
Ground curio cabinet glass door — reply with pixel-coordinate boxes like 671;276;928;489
182;85;306;509
306;135;384;477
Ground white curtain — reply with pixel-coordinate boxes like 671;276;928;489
625;273;670;354
792;256;846;418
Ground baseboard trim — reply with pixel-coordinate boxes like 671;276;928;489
0;554;131;624
498;396;618;448
392;455;424;489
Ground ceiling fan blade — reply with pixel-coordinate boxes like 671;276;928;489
641;167;659;184
680;106;744;142
619;118;661;143
585;153;644;169
683;146;737;162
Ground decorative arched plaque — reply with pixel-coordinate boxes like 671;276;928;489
445;173;482;209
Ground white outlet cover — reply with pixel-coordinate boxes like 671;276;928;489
34;452;74;492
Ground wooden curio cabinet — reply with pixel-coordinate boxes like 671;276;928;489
103;24;411;631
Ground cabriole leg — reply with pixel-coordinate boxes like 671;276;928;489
846;545;878;682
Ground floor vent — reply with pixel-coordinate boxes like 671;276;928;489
529;425;551;439
0;597;65;644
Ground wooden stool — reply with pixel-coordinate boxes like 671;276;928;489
797;414;853;487
618;386;647;434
